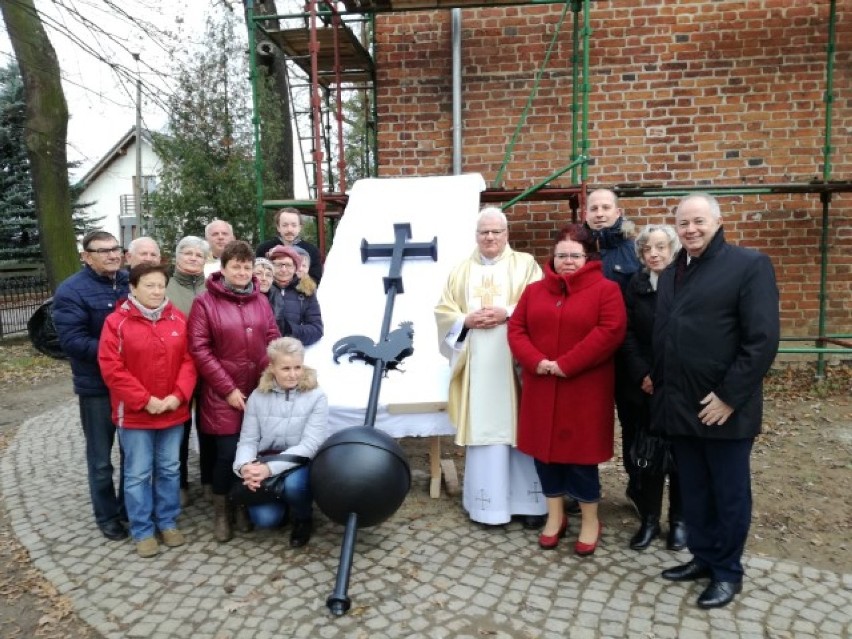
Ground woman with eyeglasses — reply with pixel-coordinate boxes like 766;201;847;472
508;224;627;556
265;245;323;347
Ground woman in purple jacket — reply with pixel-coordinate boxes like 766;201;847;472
188;241;280;542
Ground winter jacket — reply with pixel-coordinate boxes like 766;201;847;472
586;217;641;295
255;237;323;282
98;299;196;429
267;277;324;346
233;366;328;477
508;260;627;464
53;265;129;396
165;268;207;317
618;269;658;412
188;272;280;436
651;228;780;440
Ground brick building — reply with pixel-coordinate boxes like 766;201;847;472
373;0;851;340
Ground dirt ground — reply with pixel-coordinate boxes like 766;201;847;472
0;338;849;637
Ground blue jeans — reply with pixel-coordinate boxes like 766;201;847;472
248;465;313;528
118;424;183;541
78;394;124;527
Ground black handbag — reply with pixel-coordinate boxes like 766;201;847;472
630;427;674;476
229;453;310;507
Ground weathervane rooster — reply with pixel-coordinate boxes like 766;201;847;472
332;321;414;375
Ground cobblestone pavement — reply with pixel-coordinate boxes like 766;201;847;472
2;403;851;639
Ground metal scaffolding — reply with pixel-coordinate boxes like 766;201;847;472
245;0;850;370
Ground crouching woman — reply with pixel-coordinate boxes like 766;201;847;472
233;337;328;547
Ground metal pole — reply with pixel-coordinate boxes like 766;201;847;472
132;53;144;236
245;0;267;241
452;9;462;175
326;512;358;616
816;0;837;379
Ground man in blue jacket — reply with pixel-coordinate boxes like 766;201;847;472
53;231;130;540
652;193;780;608
584;189;644;518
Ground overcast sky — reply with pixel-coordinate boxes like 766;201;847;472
0;1;234;179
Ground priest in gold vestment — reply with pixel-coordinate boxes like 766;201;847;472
434;208;547;526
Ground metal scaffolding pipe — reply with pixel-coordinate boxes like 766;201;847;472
452;9;463;175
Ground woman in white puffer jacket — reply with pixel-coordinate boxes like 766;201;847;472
233;337;328;547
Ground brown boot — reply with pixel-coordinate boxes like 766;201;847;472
212;495;233;543
233;504;254;533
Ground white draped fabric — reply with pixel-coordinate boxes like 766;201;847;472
304;174;486;437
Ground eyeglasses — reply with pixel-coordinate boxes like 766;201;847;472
86;246;123;255
554;253;586;261
272;262;296;270
477;229;506;237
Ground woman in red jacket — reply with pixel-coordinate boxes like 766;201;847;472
508;224;626;556
188;240;280;542
98;263;197;558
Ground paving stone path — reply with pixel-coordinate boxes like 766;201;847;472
2;403;850;638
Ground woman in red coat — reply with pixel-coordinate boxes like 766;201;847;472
188;240;280;542
98;264;197;558
508;224;626;556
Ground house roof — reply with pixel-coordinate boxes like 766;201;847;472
76;127;155;189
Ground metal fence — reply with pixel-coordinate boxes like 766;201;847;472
0;275;52;338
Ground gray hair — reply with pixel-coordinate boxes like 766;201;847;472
254;257;274;273
267;336;305;361
126;236;160;255
175;235;210;258
291;245;310;264
677;193;721;220
635;224;681;265
477;206;507;228
204;219;234;237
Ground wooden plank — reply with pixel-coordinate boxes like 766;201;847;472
429;436;442;498
440;458;460;496
386;401;447;414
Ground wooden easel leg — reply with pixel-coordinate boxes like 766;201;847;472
429;436;442;498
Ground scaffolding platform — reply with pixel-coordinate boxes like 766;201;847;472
266;27;374;87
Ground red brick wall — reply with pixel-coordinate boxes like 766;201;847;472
375;0;851;339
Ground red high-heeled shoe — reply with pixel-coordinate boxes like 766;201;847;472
574;522;603;556
538;515;569;550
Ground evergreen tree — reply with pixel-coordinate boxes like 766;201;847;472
149;9;258;251
0;62;36;261
0;62;97;263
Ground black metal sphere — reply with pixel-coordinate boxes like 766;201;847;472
310;426;411;528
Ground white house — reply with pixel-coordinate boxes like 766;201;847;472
76;127;161;248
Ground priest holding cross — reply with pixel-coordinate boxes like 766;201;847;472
434;207;546;528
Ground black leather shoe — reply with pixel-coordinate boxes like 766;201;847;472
661;560;711;582
521;515;546;530
100;520;128;541
565;498;581;516
629;517;660;550
667;519;688;551
697;580;742;609
290;519;313;548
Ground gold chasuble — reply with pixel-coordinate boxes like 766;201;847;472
434;247;542;445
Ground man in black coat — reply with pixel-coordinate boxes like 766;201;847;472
651;193;780;609
255;208;323;283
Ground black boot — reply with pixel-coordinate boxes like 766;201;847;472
290;518;313;548
667;518;688;551
629;516;660;550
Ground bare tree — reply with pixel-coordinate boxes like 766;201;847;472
1;0;78;289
